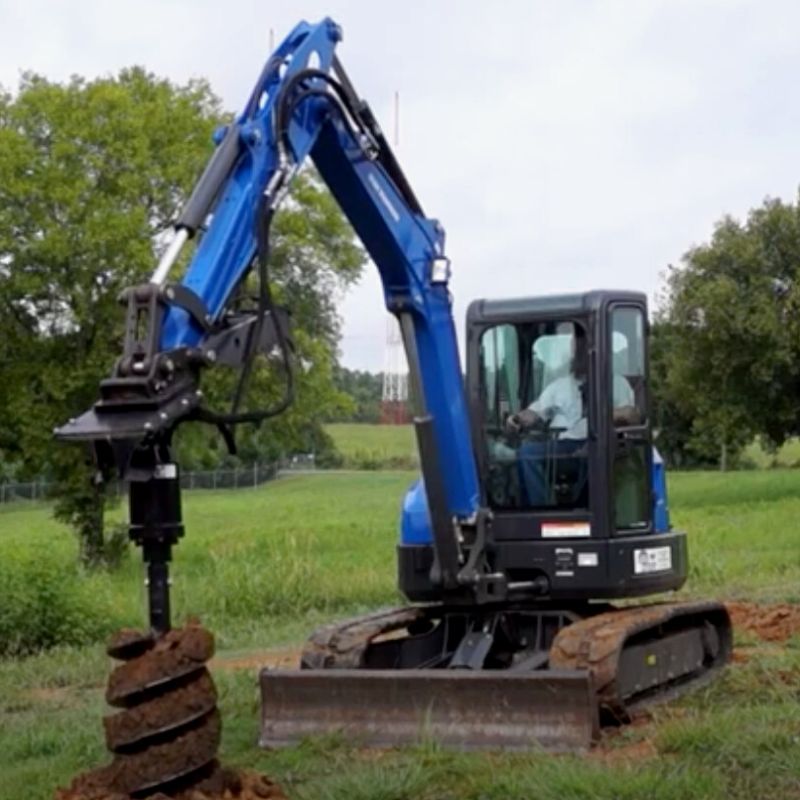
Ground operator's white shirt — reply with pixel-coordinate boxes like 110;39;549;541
529;374;634;440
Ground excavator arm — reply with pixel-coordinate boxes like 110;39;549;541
57;17;500;628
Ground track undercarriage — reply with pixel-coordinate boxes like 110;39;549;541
261;600;732;751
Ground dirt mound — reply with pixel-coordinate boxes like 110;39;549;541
211;648;301;673
726;602;800;642
55;764;285;799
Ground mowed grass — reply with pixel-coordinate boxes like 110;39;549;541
0;472;413;656
1;468;800;799
325;423;417;467
668;469;800;602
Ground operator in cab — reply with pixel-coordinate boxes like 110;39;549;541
506;324;638;506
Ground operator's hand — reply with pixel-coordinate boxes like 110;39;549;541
613;405;641;427
506;408;539;433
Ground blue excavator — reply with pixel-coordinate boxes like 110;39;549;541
57;17;731;793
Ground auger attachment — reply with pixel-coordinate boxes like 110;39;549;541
55;450;285;799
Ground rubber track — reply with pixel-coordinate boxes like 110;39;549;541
549;600;731;719
301;606;425;669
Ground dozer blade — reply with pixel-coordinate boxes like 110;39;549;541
260;668;599;751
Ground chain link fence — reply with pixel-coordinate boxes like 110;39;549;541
0;480;51;504
0;458;318;506
180;462;281;491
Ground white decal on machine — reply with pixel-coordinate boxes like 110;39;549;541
554;547;575;577
633;546;672;575
542;522;591;538
368;173;401;222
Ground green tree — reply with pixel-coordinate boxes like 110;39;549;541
657;196;800;469
0;68;222;564
0;71;364;563
649;321;700;469
328;367;383;423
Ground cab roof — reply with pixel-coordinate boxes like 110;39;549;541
466;289;647;325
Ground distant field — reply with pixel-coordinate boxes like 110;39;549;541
325;422;417;467
326;423;800;473
1;468;800;799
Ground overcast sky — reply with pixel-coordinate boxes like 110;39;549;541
1;0;797;371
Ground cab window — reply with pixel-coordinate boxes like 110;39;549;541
610;308;646;428
609;306;649;531
479;320;589;511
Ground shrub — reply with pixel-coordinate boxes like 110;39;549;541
0;552;118;655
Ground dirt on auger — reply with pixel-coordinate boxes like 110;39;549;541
55;622;285;800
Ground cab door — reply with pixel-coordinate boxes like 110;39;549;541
607;303;652;533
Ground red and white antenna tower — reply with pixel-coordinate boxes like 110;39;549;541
380;92;410;424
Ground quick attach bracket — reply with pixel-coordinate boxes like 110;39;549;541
54;280;291;476
101;282;212;410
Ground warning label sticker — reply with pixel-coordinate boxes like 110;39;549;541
633;546;672;575
541;522;591;539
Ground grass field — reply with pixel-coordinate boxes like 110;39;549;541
1;468;800;799
325;423;416;467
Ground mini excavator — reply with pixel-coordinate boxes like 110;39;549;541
58;17;731;775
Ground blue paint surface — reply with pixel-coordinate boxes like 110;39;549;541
163;18;480;521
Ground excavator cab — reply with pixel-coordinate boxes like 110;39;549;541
470;290;653;534
398;290;688;603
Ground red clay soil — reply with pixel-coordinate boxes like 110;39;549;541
210;648;301;673
591;711;658;764
725;602;800;643
55;764;286;799
104;670;217;750
109;709;221;793
593;736;658;764
106;625;215;706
